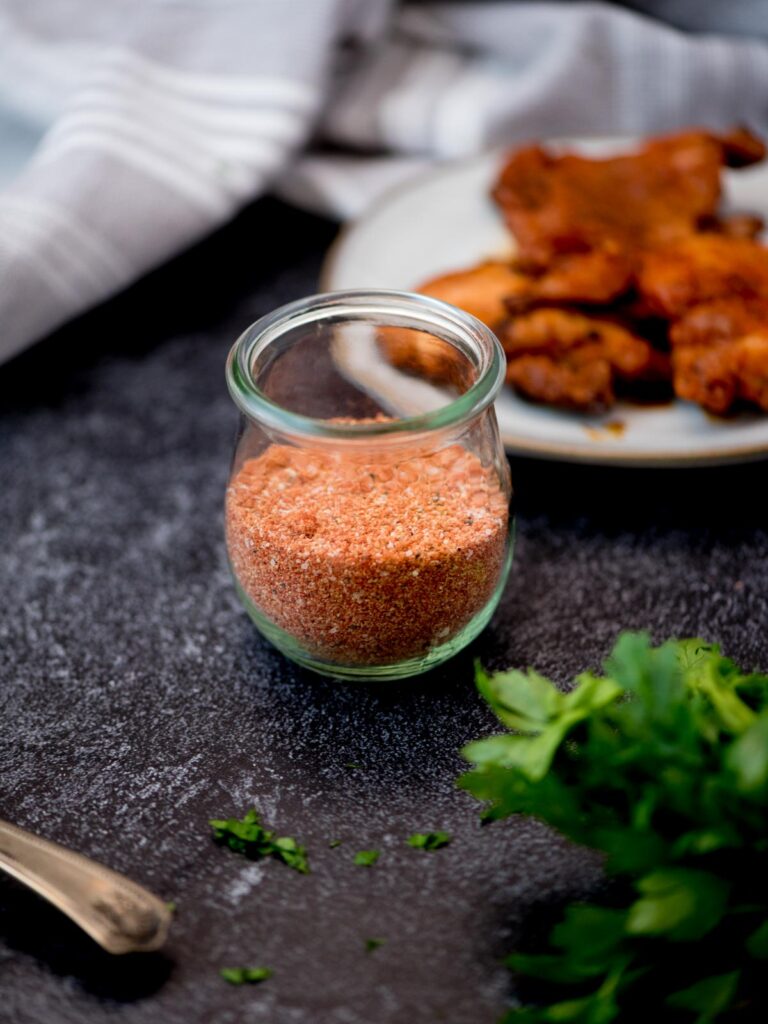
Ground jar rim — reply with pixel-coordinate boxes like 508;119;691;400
225;289;506;441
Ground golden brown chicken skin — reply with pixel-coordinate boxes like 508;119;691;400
701;212;765;240
386;127;768;417
670;296;768;347
389;262;671;408
413;260;529;329
670;297;768;413
735;334;768;409
504;248;635;311
670;339;768;415
376;261;529;386
499;308;669;410
493;128;765;269
506;353;614;410
637;236;768;319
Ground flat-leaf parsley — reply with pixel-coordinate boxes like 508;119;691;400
461;633;768;1022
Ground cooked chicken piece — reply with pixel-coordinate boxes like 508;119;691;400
637;236;768;318
701;212;765;240
669;297;768;413
376;261;528;386
671;344;739;414
506;354;614;410
670;296;768;347
735;334;768;408
674;336;768;414
717;125;768;167
384;126;768;417
502;308;667;377
376;325;471;389
505;248;635;311
415;260;529;328
493;128;765;268
499;308;669;410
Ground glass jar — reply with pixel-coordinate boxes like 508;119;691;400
225;290;513;680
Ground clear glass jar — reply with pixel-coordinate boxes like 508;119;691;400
224;290;513;680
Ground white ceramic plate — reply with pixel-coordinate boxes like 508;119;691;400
321;141;768;466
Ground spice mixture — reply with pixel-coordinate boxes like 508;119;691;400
225;441;509;666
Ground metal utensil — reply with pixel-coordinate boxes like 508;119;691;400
0;817;172;954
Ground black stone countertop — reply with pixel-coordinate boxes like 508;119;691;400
1;199;767;1024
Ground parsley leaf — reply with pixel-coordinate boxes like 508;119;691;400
353;849;380;867
365;938;385;953
220;966;272;985
406;831;452;851
210;808;309;874
329;839;343;849
462;633;768;1022
666;971;740;1019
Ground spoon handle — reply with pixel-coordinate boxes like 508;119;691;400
0;817;171;954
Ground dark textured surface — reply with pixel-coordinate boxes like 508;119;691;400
1;198;767;1024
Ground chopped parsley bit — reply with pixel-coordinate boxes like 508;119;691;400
329;839;343;848
220;966;272;985
365;938;385;953
353;849;380;867
209;808;310;874
407;831;452;851
345;762;362;770
165;901;177;913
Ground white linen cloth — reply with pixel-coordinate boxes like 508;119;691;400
2;0;768;364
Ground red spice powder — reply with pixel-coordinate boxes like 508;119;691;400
225;442;509;667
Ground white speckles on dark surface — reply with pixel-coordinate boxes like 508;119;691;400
1;199;767;1024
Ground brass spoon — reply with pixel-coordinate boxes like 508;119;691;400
0;818;172;954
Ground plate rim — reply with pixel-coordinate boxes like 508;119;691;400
319;145;768;468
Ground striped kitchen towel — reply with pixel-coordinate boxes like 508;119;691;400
2;0;768;364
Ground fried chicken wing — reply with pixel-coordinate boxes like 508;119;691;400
493;128;765;268
671;344;739;414
670;334;768;414
718;125;768;167
414;261;529;328
499;308;669;410
506;354;614;410
669;297;768;413
670;296;768;347
386;125;768;418
637;236;768;318
505;248;635;311
701;212;765;240
735;334;768;408
376;326;469;388
376;261;529;386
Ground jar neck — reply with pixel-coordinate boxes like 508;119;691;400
226;289;505;446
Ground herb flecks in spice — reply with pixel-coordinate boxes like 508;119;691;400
329;839;343;849
407;831;452;851
210;808;309;874
461;633;768;1023
220;966;272;985
365;938;385;953
353;849;380;867
226;442;508;666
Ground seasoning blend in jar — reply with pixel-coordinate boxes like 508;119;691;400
225;291;513;680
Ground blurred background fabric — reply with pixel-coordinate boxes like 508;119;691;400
2;0;768;365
